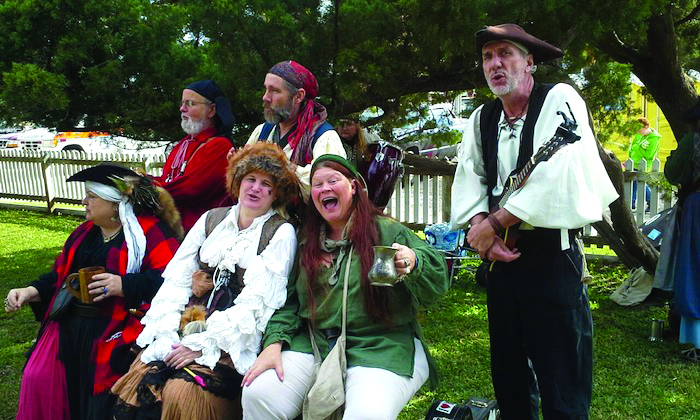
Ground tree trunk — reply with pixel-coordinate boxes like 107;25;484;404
595;144;660;273
600;12;698;140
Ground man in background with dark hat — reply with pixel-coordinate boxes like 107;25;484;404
246;60;345;197
450;24;617;419
155;80;235;232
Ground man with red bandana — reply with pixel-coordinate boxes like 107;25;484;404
155;80;235;232
450;24;617;419
246;60;345;197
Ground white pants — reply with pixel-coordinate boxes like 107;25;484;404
242;338;429;420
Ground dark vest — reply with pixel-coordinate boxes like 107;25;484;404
192;207;287;315
258;121;334;151
479;83;554;209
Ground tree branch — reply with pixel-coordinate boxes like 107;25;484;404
675;2;700;26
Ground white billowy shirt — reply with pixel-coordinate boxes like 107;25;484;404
136;204;297;374
246;123;346;200
450;83;618;250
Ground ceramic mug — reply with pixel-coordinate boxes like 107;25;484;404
65;266;105;304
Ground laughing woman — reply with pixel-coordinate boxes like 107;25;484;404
6;163;182;420
111;142;300;419
241;155;449;419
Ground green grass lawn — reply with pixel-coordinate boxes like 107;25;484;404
1;208;699;419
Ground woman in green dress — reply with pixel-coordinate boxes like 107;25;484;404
241;154;449;419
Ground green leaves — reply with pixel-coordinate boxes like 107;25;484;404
0;63;69;126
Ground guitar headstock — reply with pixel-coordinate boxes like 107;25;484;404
534;102;581;164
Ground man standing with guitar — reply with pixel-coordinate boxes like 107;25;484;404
450;24;617;419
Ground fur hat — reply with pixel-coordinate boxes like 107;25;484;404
226;142;300;210
476;23;563;64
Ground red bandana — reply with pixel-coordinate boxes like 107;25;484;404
269;60;328;165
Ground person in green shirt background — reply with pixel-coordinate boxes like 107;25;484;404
629;116;661;211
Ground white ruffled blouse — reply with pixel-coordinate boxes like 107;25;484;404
136;204;297;374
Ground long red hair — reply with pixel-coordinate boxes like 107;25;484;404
301;161;393;324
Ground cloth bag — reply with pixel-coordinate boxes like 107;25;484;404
302;248;353;420
653;204;679;291
610;266;654;306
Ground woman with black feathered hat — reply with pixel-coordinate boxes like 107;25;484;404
6;163;182;420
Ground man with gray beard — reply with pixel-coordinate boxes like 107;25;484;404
246;60;345;198
450;24;617;419
155;80;235;232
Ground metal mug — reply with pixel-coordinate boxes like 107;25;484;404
649;318;664;342
65;266;105;304
369;246;399;286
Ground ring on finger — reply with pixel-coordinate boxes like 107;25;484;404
103;286;109;296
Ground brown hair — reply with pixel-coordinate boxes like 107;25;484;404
301;160;393;325
637;117;650;127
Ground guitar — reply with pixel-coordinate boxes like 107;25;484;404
494;102;582;249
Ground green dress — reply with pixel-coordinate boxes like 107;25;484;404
262;216;449;384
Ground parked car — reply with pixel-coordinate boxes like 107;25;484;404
393;103;468;141
1;128;169;155
0;132;18;149
396;103;468;158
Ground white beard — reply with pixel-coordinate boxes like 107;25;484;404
181;117;208;135
487;69;526;97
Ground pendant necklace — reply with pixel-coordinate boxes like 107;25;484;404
506;102;528;139
102;228;122;243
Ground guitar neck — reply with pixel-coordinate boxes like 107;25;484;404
498;156;536;208
494;103;580;211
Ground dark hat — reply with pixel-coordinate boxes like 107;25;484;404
683;99;700;124
67;163;140;187
68;163;163;214
475;24;563;64
185;80;235;134
311;154;367;189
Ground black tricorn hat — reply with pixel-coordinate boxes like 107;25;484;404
476;24;563;64
67;163;139;187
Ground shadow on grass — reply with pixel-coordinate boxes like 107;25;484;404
0;211;71;420
402;262;700;420
401;270;493;419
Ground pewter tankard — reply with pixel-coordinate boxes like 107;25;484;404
369;246;399;286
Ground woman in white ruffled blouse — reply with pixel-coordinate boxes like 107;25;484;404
111;143;300;419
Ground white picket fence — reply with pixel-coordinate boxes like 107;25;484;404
0;149;166;212
383;156;672;234
0;149;672;235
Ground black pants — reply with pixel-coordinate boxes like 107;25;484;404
486;229;592;420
